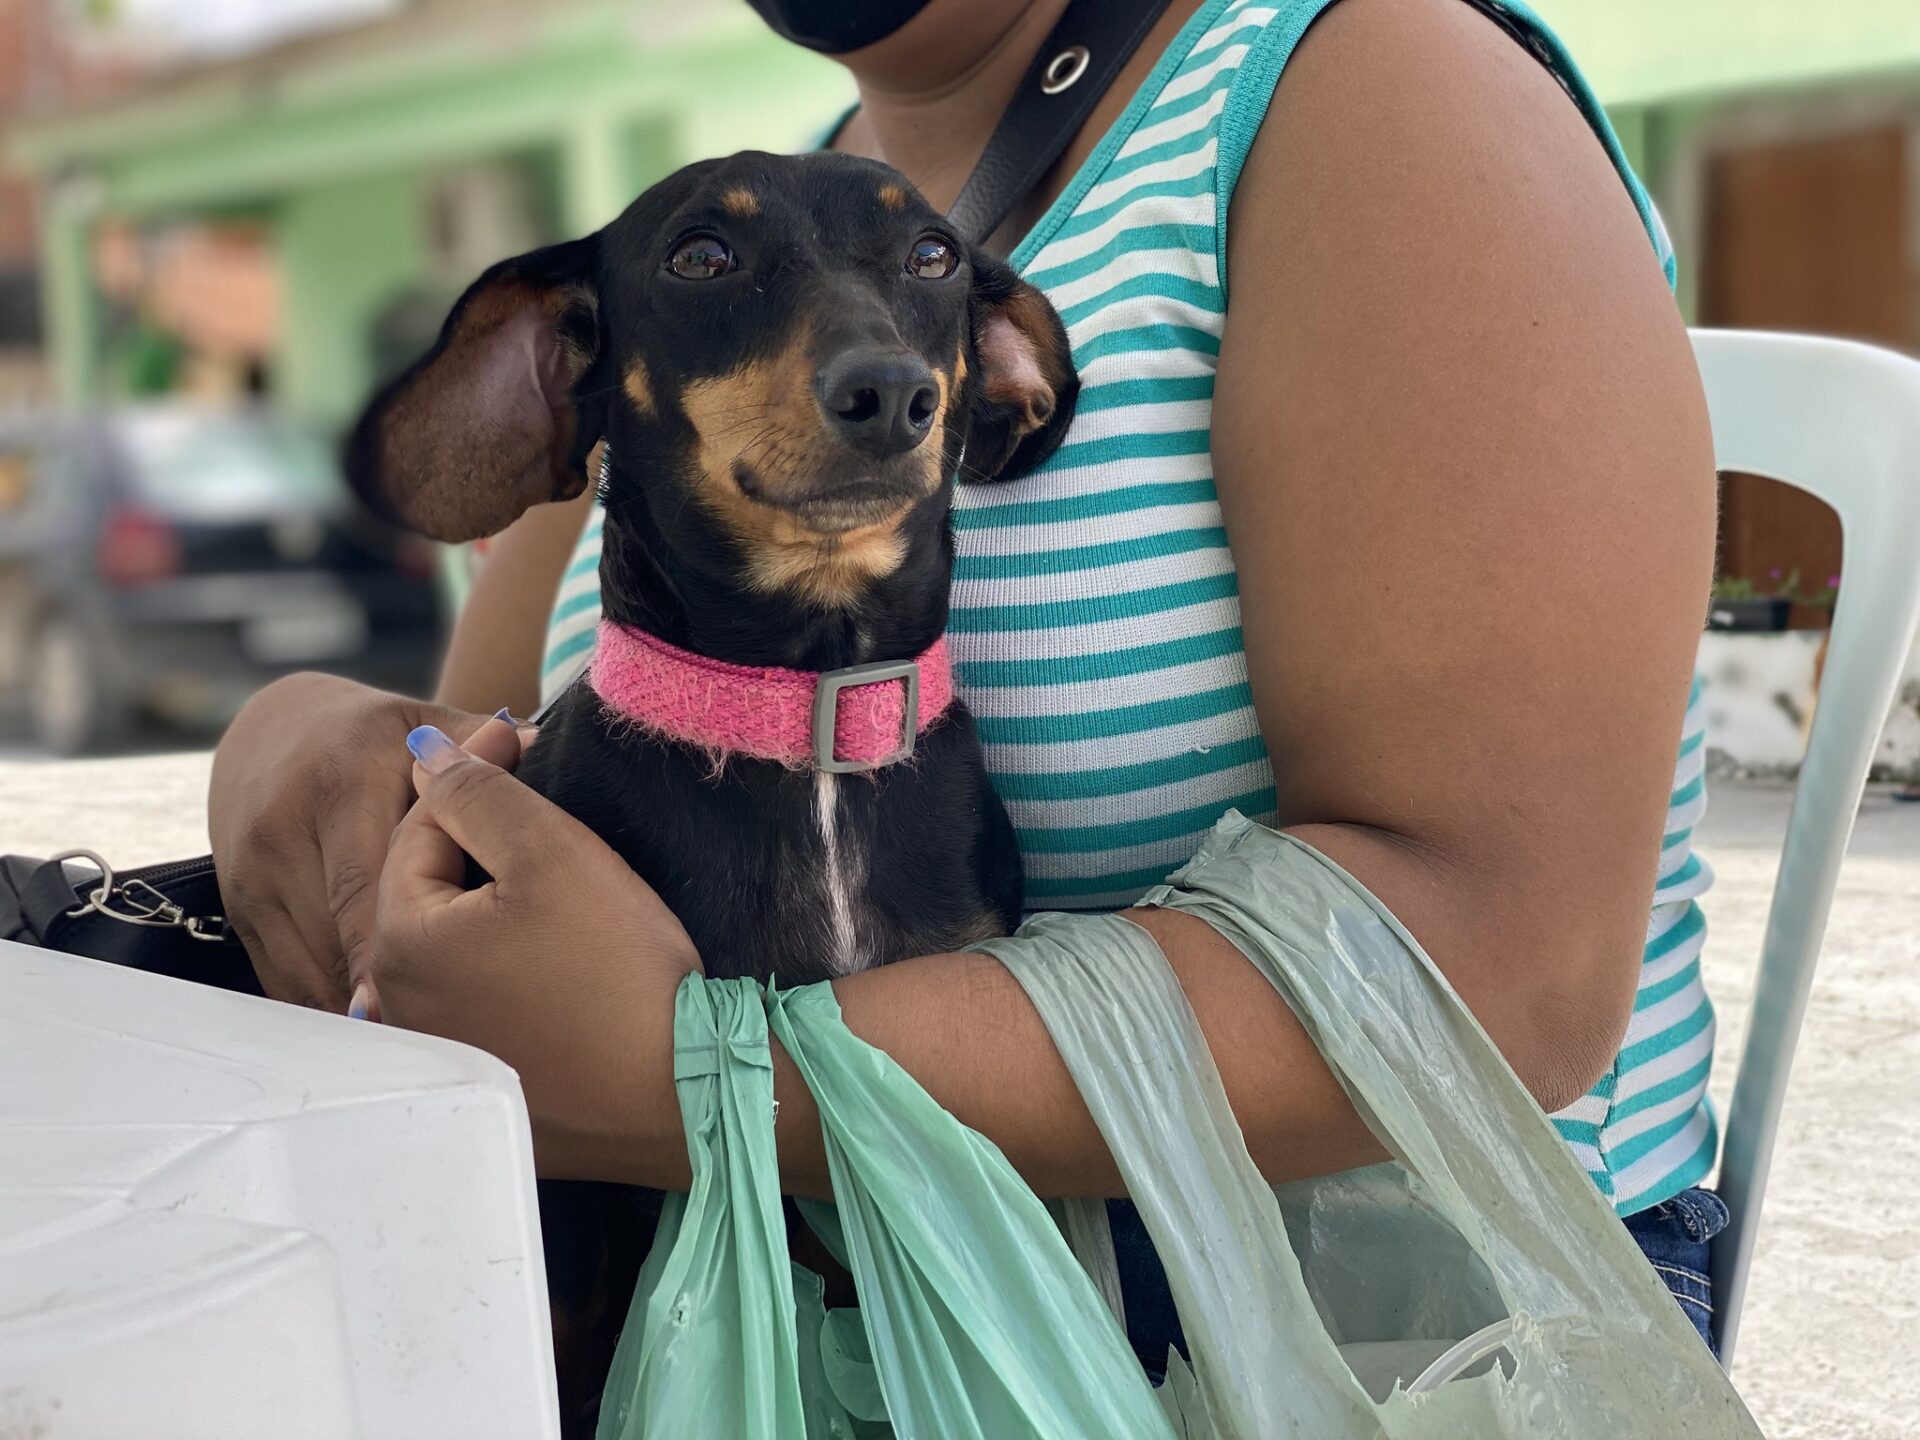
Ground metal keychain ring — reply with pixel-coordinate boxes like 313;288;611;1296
49;848;212;931
51;848;115;919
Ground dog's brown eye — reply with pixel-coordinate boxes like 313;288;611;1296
906;235;957;281
668;233;734;281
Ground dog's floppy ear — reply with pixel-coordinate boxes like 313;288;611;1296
965;251;1079;482
346;236;605;542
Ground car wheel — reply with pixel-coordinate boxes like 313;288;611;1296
29;613;124;756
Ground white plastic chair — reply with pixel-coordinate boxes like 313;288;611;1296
1688;329;1920;1367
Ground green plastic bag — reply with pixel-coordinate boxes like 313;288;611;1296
600;975;1168;1440
766;982;1173;1439
595;977;807;1439
601;814;1763;1438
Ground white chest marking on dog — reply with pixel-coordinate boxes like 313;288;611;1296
813;771;862;974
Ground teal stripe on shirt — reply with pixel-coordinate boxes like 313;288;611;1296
958;624;1245;688
950;571;1239;633
1023;224;1220;289
1071;323;1220;367
953;527;1226;581
1017;789;1279;854
955;480;1219;530
984;734;1271;803
1053;171;1221;243
1073;374;1216;414
973;680;1252;746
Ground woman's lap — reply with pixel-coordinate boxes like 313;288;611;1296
1109;1185;1729;1382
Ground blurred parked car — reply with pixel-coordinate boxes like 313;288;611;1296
0;405;443;754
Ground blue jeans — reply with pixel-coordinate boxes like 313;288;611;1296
1109;1185;1729;1380
1621;1186;1728;1355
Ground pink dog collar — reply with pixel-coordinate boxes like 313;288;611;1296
589;619;953;771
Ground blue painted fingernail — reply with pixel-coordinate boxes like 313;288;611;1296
347;983;371;1021
493;707;513;724
406;723;462;775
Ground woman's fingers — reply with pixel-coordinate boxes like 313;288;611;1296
324;793;420;1008
404;723;582;888
376;718;521;904
382;794;471;905
460;709;530;771
353;716;531;1019
235;901;338;1011
357;713;699;1170
209;675;531;1011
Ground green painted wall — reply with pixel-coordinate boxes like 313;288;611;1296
35;199;98;402
278;171;428;421
10;7;851;411
1530;0;1920;108
20;1;1920;412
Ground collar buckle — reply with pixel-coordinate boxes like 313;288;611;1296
812;660;921;773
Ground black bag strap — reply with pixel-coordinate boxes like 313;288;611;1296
0;854;62;944
1;853;98;946
945;0;1177;246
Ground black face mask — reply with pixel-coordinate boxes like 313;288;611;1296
745;0;937;53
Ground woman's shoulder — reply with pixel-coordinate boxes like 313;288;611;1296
1228;0;1645;256
1215;0;1702;487
1222;0;1678;348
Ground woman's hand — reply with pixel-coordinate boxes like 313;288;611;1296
209;673;523;1010
366;719;701;1181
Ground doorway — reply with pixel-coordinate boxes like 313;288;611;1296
1700;123;1914;627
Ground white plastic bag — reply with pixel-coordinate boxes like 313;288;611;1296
983;813;1763;1438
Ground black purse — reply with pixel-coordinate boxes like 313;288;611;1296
0;0;1173;992
0;848;261;993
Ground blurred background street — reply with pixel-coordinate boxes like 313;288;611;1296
0;0;851;754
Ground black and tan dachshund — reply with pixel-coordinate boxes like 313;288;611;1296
347;150;1078;1430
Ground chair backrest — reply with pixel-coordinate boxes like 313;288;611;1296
1688;329;1920;1367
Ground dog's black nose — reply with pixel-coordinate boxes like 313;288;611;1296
817;349;940;458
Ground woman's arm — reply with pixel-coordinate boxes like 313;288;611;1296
1215;0;1717;1102
434;487;597;716
370;0;1715;1198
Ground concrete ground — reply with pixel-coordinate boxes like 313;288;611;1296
2;751;1915;1436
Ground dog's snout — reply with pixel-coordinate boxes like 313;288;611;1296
817;349;939;459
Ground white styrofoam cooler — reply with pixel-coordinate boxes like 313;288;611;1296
0;940;561;1439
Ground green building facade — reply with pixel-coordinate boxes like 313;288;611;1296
10;0;1920;423
10;0;851;422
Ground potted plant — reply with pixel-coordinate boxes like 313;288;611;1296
1797;571;1842;618
1709;567;1799;632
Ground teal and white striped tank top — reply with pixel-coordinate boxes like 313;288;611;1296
542;0;1717;1216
